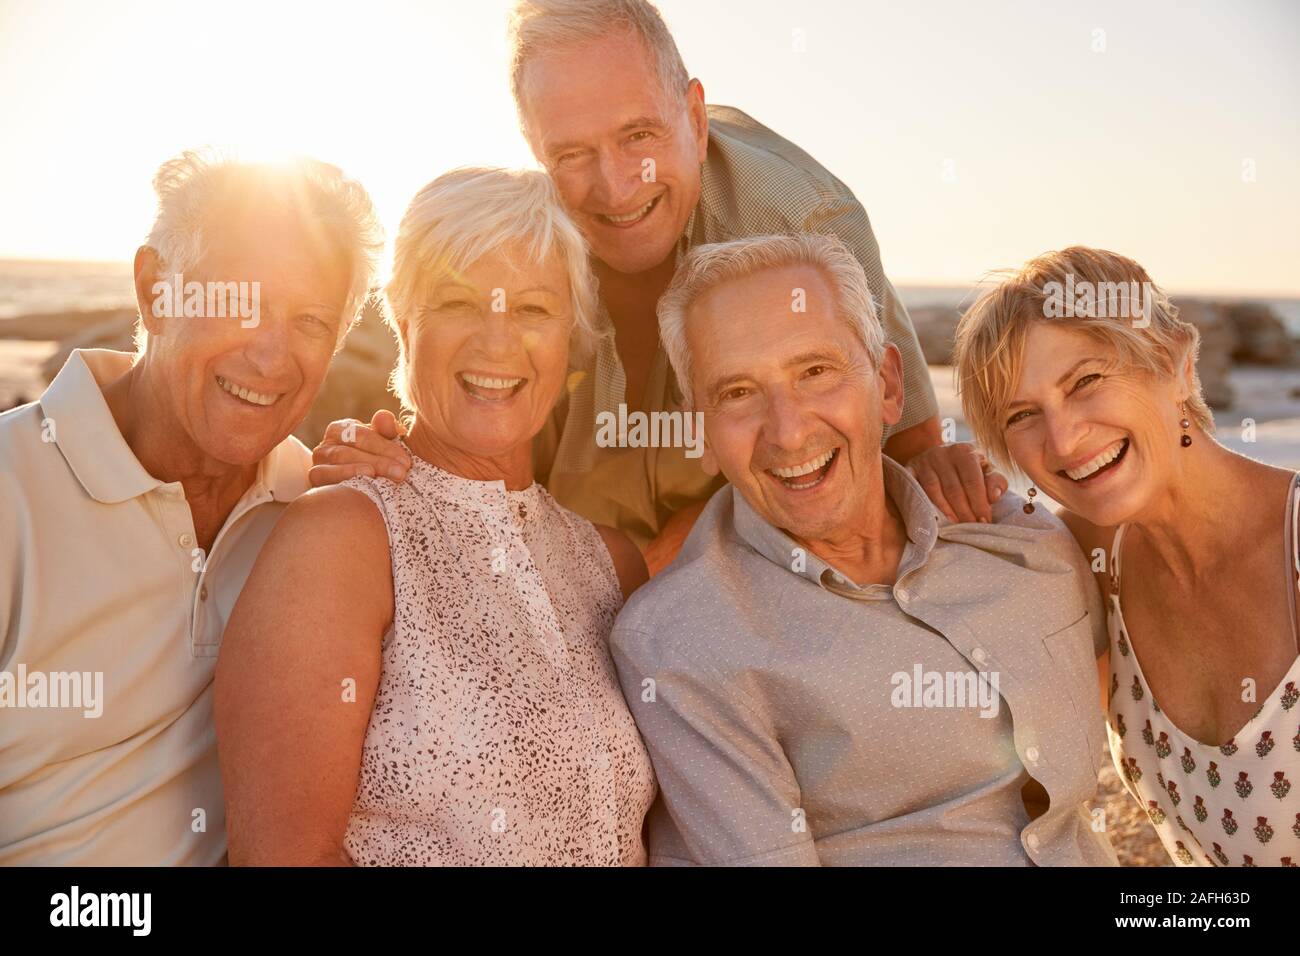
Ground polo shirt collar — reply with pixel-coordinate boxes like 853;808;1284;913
731;455;946;593
40;349;162;504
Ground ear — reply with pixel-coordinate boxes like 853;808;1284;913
699;414;720;477
685;78;709;162
1176;344;1196;404
878;343;905;427
133;245;167;338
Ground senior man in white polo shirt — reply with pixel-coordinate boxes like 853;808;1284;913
0;150;382;864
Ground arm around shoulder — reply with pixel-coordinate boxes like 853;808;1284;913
214;484;392;865
596;524;649;601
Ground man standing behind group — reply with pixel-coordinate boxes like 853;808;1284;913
313;0;1003;564
0;151;382;864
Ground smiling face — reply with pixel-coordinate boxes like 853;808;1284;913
687;262;904;542
135;207;350;467
1002;321;1191;526
402;241;573;460
520;28;708;276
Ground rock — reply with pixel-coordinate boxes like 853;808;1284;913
1175;300;1235;409
909;305;961;364
39;310;136;379
1219;301;1297;365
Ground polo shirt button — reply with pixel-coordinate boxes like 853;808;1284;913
895;587;910;602
971;647;988;665
200;584;209;601
1026;833;1040;852
178;533;194;548
1025;746;1040;764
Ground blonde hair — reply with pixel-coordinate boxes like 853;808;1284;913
954;246;1212;472
657;233;886;407
507;0;690;138
138;147;383;353
383;166;601;417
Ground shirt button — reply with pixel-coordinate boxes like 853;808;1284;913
178;533;194;548
971;647;988;666
595;752;611;771
1026;833;1041;852
1025;746;1040;764
895;587;910;602
199;584;209;601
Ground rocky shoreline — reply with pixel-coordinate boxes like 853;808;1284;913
909;297;1299;410
4;295;1296;443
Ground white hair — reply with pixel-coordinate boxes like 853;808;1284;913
657;233;887;407
507;0;690;137
138;148;383;352
383;166;601;417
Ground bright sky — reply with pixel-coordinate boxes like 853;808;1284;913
0;0;1296;295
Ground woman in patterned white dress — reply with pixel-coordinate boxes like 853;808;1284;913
215;168;656;865
951;246;1299;866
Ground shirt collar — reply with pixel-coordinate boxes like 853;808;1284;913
40;349;162;504
39;348;311;506
731;455;945;594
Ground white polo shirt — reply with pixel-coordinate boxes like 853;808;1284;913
0;349;311;865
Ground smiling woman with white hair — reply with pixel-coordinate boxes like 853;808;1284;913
215;167;657;867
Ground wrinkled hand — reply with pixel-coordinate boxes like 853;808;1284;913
906;441;1008;524
309;409;412;487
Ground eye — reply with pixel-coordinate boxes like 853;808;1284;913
1005;408;1033;428
297;314;332;337
719;386;750;402
1071;372;1102;393
628;130;654;144
804;364;829;378
517;304;553;317
554;151;583;168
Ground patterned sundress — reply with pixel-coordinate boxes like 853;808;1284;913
1106;472;1300;866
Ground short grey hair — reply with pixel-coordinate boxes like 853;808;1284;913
657;233;886;407
139;148;383;352
508;0;690;138
383;166;601;418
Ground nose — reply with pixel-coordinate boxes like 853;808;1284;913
761;386;816;454
1042;405;1090;464
592;148;642;210
243;312;294;381
474;311;524;361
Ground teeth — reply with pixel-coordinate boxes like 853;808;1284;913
1066;439;1126;481
216;375;279;407
603;197;656;224
462;372;524;390
771;449;835;479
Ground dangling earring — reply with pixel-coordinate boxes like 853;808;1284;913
1179;403;1192;447
1023;486;1038;514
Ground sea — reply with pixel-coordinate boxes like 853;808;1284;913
1;259;1298;338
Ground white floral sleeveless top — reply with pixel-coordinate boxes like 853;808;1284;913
339;450;656;865
1106;472;1300;867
